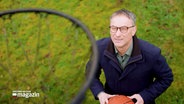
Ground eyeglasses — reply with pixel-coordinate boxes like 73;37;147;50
109;25;135;33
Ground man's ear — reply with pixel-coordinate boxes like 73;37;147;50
132;26;137;36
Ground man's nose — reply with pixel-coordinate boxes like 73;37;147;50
115;29;122;37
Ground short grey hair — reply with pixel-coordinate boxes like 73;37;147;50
110;9;136;25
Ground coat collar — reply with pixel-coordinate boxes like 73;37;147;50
105;35;142;60
104;35;143;74
104;36;143;80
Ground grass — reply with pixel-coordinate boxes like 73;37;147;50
0;0;184;104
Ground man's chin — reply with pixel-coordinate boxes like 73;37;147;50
114;44;124;48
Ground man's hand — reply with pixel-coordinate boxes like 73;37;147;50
97;92;115;104
129;94;144;104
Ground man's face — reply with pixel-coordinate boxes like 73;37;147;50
110;15;136;49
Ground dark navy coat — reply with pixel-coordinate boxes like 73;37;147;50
86;36;173;104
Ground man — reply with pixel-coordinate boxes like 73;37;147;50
86;9;173;104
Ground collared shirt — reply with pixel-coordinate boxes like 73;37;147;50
115;41;133;70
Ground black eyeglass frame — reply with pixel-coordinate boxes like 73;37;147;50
109;25;135;33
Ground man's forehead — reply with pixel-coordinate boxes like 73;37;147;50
110;15;133;25
111;15;131;20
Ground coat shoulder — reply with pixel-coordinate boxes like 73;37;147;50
96;38;111;50
97;38;111;46
138;39;161;56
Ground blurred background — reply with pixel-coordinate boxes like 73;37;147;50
0;0;183;104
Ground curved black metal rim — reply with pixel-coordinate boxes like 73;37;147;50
0;8;98;104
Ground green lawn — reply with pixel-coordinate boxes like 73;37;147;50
0;0;183;104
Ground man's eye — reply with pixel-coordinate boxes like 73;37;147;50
120;27;126;30
112;27;117;29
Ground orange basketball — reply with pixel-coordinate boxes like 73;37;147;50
108;95;134;104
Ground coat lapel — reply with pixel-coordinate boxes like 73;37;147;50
104;50;122;73
119;55;142;80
